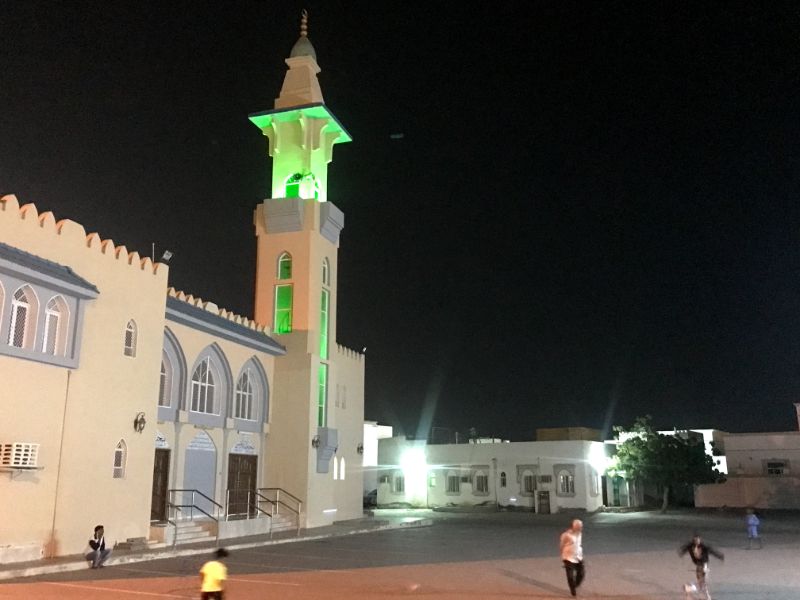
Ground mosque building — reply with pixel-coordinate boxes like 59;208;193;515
0;13;364;562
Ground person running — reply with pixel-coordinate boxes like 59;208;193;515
745;508;762;549
199;548;229;600
559;519;585;597
679;533;724;600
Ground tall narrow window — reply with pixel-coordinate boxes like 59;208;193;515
317;363;328;427
332;455;339;480
42;296;67;355
322;258;330;285
9;286;34;348
235;370;254;420
158;356;173;407
285;174;301;198
124;320;137;357
274;285;293;334
113;440;127;478
340;457;346;481
191;357;216;414
319;289;329;359
277;252;292;280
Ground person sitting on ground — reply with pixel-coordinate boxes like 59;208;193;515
86;524;112;568
200;548;229;600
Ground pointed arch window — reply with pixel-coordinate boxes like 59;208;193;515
333;454;339;480
42;295;68;355
113;440;127;478
159;354;173;407
277;252;292;280
124;320;137;357
340;457;346;481
235;369;255;420
191;357;216;414
9;286;36;349
322;258;330;286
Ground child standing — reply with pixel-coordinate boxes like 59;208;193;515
746;508;762;549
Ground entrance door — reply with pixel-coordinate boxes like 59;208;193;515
227;454;258;519
536;491;551;515
150;449;170;521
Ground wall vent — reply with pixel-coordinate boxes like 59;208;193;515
0;443;39;468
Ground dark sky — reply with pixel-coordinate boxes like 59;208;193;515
2;2;799;440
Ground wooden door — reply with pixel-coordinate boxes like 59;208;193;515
227;454;258;518
150;449;170;521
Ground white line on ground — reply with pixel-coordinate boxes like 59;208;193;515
228;577;301;586
42;582;191;598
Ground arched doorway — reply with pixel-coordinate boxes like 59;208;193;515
183;431;217;517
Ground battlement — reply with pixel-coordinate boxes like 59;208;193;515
0;194;165;276
335;343;365;362
167;288;272;335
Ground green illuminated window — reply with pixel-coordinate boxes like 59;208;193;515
320;289;329;359
285;173;301;198
274;284;293;334
277;252;292;280
317;363;328;426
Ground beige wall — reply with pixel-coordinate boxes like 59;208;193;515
0;195;168;558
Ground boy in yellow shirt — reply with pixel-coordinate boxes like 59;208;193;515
200;548;229;600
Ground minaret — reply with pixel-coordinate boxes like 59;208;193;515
250;12;352;528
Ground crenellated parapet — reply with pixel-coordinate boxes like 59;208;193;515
335;343;365;363
0;194;165;276
167;287;272;335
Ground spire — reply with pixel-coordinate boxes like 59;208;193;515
289;9;317;61
274;9;323;109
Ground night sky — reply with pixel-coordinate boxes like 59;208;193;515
2;2;799;440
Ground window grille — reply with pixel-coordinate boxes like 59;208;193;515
393;473;405;493
500;471;507;487
235;370;254;419
446;475;460;494
0;443;39;468
766;461;788;476
523;474;536;493
9;288;31;348
538;475;553;483
42;297;64;355
113;441;126;478
191;357;216;414
124;320;137;357
158;359;171;407
475;474;489;493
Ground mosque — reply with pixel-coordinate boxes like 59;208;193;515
0;14;365;562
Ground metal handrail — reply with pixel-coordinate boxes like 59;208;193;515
167;489;223;545
258;487;302;535
225;489;275;520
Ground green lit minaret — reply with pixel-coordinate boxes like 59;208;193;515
251;12;361;529
248;10;351;202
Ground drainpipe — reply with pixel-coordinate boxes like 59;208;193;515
48;370;71;558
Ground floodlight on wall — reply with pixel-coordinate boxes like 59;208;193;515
356;443;364;455
311;435;320;449
160;250;173;263
133;412;147;433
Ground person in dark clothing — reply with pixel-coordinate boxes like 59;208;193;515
86;524;112;568
679;534;724;600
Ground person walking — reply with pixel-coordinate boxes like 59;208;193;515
560;519;585;597
199;548;229;600
745;508;762;549
86;524;112;569
679;533;724;600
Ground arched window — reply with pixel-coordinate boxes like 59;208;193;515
113;440;127;478
159;355;173;407
234;369;254;420
557;469;575;496
340;457;346;481
124;320;137;357
322;258;330;286
191;357;216;414
9;286;37;349
333;455;339;480
277;252;292;280
500;471;507;488
42;295;68;355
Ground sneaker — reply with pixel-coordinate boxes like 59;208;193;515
683;583;697;593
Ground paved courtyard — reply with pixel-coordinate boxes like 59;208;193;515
2;509;799;599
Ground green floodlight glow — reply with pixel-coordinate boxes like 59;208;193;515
274;284;293;334
320;289;329;359
248;103;353;143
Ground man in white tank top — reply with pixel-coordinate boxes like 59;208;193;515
560;519;584;597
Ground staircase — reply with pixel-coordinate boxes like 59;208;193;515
270;512;298;534
172;520;216;545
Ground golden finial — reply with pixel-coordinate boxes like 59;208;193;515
300;9;308;37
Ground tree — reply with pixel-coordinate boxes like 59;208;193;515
611;416;720;512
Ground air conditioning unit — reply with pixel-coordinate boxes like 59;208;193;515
0;443;40;468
